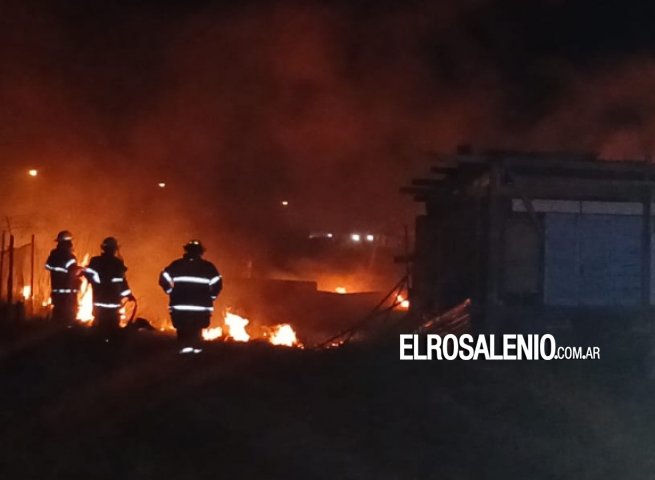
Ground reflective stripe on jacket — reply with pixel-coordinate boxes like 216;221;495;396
83;254;131;309
45;248;79;293
159;256;222;311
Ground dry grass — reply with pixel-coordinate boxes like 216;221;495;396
0;320;652;479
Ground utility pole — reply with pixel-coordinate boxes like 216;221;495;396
30;234;35;314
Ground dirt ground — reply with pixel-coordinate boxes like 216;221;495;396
0;320;653;479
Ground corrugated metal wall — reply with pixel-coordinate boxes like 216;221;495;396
543;213;642;306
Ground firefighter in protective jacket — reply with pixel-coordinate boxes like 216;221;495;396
159;240;222;345
84;237;134;337
45;230;81;325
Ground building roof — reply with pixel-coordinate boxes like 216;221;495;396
403;147;655;203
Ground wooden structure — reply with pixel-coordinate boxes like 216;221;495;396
404;147;655;331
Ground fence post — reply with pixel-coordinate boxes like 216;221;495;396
7;234;14;305
30;234;35;315
0;231;5;302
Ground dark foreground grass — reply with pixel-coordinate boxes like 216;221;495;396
0;321;653;479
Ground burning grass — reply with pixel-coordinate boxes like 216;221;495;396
202;311;303;348
41;252;303;348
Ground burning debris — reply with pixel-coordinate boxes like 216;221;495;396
267;324;299;347
202;326;223;341
30;228;396;350
224;311;250;342
396;294;410;310
37;240;304;348
202;311;303;348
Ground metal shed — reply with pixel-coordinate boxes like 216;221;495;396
403;147;655;331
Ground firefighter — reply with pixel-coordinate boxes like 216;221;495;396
45;230;81;325
159;240;222;349
84;237;134;338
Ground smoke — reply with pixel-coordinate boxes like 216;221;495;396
2;0;655;321
130;1;494;231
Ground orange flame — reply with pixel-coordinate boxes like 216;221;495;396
201;310;301;347
202;326;223;341
396;294;410;310
76;254;94;325
268;324;298;347
224;311;250;342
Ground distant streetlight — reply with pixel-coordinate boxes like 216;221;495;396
28;169;38;177
366;234;374;242
351;233;361;242
281;200;289;206
158;182;166;188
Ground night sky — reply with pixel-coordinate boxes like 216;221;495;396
2;0;655;251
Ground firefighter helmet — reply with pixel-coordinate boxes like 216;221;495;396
101;236;119;251
184;239;205;256
55;230;73;243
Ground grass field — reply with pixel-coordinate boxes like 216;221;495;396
0;320;653;479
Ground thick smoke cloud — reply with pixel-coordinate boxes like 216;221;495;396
2;0;655;321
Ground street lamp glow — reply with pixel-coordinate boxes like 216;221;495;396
351;233;361;242
28;169;38;177
366;234;374;242
281;200;289;206
158;182;166;188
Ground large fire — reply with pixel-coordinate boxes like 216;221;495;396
202;311;302;348
63;254;301;347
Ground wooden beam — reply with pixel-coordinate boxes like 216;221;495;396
400;186;436;195
411;176;445;187
7;234;13;305
429;150;655;176
500;176;655;201
505;155;655;176
400;184;453;196
486;160;503;308
642;188;652;306
504;169;544;240
430;166;457;175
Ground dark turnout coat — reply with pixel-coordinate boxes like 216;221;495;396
159;255;222;315
45;248;80;294
84;254;132;310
